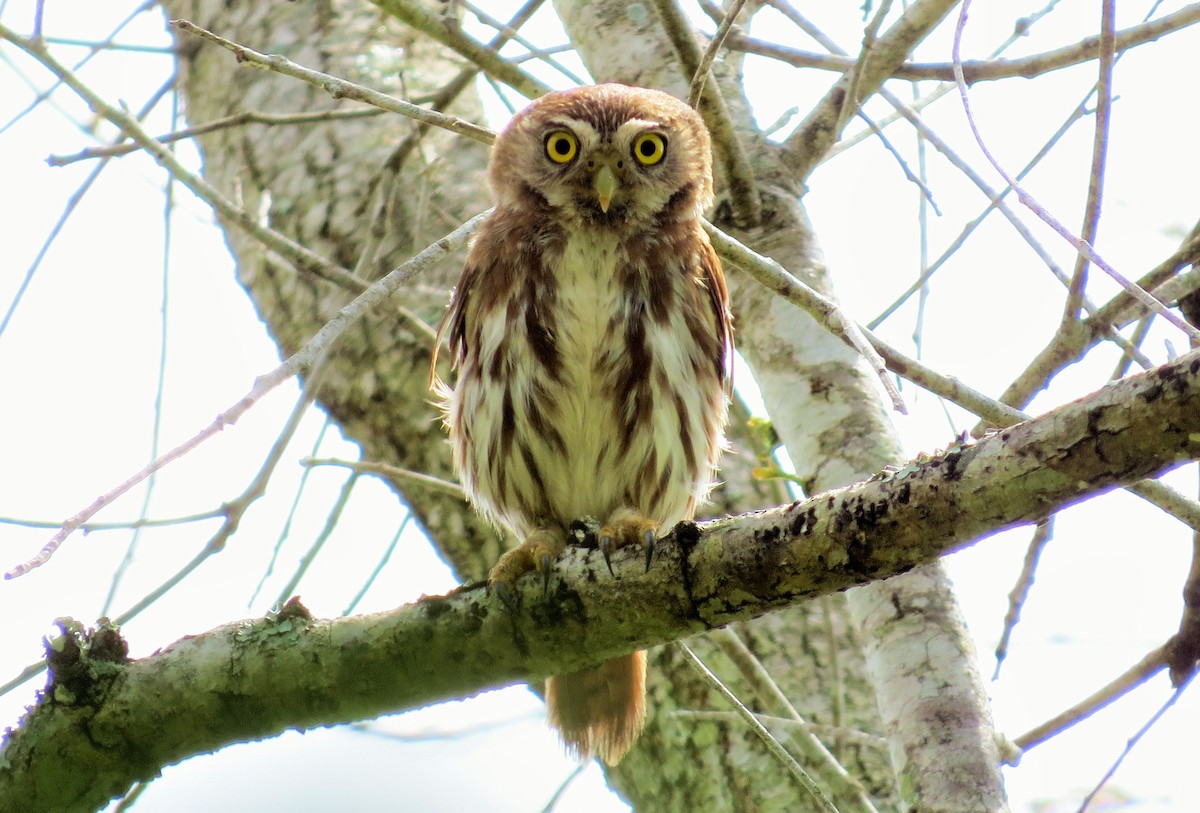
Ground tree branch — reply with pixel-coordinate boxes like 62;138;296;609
728;3;1200;83
781;0;959;179
5;347;1199;812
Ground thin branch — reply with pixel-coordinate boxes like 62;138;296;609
47;107;386;166
687;0;749;108
711;629;879;812
343;515;413;616
251;417;334;608
303;457;466;499
103;93;182;616
2;379;323;696
273;472;362;606
1062;0;1116;324
673;710;887;751
4;212;487;578
707;218;1200;531
1076;670;1195;812
0;0;160;138
951;2;1200;344
677;642;841;813
170;19;497;145
993;518;1054;680
869;97;1094;330
727;3;1200;83
0;511;223;533
833;0;893;137
995;227;1200;412
1;72;175;341
649;0;762;227
703;218;906;413
781;0;959;179
370;0;553;99
1014;647;1168;752
0;21;372;295
460;0;585;86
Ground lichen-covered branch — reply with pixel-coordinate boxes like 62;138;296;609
4;347;1198;812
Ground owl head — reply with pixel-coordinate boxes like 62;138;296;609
488;84;714;227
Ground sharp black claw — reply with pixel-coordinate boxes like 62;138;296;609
599;535;615;576
643;529;656;572
493;580;518;613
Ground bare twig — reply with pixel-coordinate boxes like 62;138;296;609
1014;647;1168;752
1;73;174;341
992;224;1200;415
781;0;959;179
47;108;386;166
703;219;906;414
0;0;160;138
834;0;893;137
677;642;841;813
993;518;1054;680
951;2;1200;344
4;212;487;578
869;98;1094;330
273;471;362;606
711;630;879;812
649;0;762;227
460;0;584;86
1062;0;1116;324
728;3;1200;83
687;0;749;108
171;19;496;145
1077;670;1195;812
302;457;466;498
0;21;371;294
706;219;1200;534
370;0;552;99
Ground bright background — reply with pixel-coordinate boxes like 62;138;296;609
2;1;1199;811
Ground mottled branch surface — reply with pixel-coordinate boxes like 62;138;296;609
4;349;1198;813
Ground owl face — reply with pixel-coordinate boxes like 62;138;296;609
488;84;714;227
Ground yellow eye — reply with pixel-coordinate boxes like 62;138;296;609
632;132;667;166
544;130;578;164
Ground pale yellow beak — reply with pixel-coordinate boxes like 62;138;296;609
593;164;618;213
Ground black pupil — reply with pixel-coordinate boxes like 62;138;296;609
552;137;569;155
640;139;657;156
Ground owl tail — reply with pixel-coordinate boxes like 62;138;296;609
545;650;647;766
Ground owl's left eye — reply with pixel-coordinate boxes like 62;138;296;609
632;133;667;166
544;130;578;164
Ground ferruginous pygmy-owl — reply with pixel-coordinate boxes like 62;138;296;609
433;83;731;765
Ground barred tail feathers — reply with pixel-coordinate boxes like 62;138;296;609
545;651;647;766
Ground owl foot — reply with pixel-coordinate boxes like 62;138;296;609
489;527;567;609
598;508;659;576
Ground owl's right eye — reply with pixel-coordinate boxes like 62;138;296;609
544;130;578;164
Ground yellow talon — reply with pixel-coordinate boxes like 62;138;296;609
488;528;567;603
597;508;660;575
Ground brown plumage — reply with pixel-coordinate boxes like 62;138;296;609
434;84;731;765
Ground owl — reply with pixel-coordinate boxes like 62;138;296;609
434;84;731;765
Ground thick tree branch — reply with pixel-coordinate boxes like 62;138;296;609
5;348;1199;812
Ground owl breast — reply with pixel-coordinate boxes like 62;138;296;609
449;217;727;540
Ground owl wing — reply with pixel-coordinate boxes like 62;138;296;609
430;215;508;383
697;235;734;392
433;259;478;374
